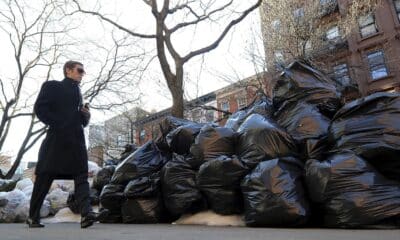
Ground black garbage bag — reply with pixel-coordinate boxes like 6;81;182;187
161;154;206;218
121;197;164;223
0;179;17;192
275;101;330;160
159;116;195;137
68;188;101;214
225;98;274;131
241;157;310;227
237;114;298;169
124;171;161;198
93;165;116;192
272;61;341;116
104;159;119;166
329;92;400;181
99;207;122;224
306;152;400;228
197;155;249;215
111;141;170;185
190;125;237;169
166;123;204;155
99;184;125;213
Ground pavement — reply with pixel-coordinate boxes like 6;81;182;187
0;223;399;240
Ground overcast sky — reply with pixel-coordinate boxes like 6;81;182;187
0;0;264;167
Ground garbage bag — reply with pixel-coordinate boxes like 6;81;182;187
124;171;161;198
159;116;195;137
275;101;330;159
46;188;69;214
0;179;17;192
16;198;51;221
241;157;310;227
190;125;237;169
0;189;27;223
225;98;274;131
329;92;400;181
161;154;206;218
99;184;125;213
0;192;8;207
272;61;341;116
166;123;204;155
237;114;298;169
67;189;100;214
305;152;400;228
197;155;249;215
93;165;116;191
16;178;33;191
88;161;101;177
121;197;164;223
111;141;170;185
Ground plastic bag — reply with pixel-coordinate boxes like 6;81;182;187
161;154;206;218
121;197;164;223
241;157;309;227
111;141;170;185
166;123;204;155
197;155;249;215
190;125;237;169
0;189;27;223
237;114;297;169
93;165;116;191
306;152;400;228
0;179;17;192
329;92;400;181
46;188;69;214
99;184;125;213
275;102;330;159
272;61;341;116
124;171;161;198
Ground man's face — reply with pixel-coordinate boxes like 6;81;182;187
66;64;85;83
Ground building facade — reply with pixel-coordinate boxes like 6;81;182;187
261;0;400;98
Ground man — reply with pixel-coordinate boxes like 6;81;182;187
27;61;108;228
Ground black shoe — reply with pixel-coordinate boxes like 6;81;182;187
26;218;45;228
81;209;109;229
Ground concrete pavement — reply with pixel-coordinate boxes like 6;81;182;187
0;223;399;240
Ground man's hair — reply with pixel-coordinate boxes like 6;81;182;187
63;60;83;77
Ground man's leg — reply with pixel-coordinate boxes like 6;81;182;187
29;174;53;222
74;172;92;216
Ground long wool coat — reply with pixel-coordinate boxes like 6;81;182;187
34;78;90;178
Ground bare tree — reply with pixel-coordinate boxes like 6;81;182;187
260;0;379;71
0;0;148;178
71;0;262;118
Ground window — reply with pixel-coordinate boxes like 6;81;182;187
191;109;201;122
394;0;400;21
358;14;377;38
205;110;214;122
116;135;126;147
333;63;351;86
139;129;146;142
326;26;340;40
221;101;230;112
367;50;388;80
237;97;247;109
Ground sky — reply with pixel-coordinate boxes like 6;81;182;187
0;0;264;168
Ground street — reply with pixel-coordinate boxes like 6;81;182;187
0;223;398;240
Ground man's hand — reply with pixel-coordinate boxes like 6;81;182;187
80;104;91;125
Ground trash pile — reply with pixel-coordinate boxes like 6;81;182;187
0;161;101;223
1;61;399;228
91;61;400;228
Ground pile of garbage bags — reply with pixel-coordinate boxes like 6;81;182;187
92;61;400;228
0;161;102;223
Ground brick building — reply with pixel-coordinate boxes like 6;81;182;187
261;0;400;98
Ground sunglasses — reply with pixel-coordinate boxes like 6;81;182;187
76;68;86;74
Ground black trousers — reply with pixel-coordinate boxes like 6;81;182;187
29;172;92;220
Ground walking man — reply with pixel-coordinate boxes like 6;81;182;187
27;60;108;228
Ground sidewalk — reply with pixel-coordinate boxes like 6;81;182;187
1;223;399;240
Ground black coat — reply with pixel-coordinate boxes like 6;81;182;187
34;78;90;178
